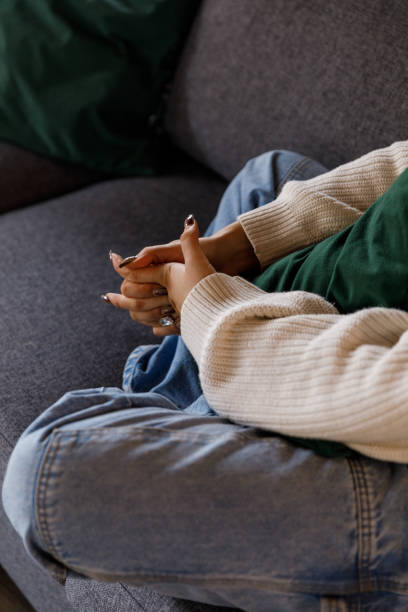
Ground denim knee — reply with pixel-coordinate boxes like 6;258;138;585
243;149;327;191
2;426;67;582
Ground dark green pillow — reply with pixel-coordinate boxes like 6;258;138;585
0;0;199;175
251;167;408;457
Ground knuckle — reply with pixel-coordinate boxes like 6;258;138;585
132;298;144;310
163;264;172;287
123;286;133;298
122;283;134;298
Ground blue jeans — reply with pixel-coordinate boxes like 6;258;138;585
3;151;408;612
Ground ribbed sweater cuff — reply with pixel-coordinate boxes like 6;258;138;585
237;195;305;268
348;442;408;463
180;272;266;365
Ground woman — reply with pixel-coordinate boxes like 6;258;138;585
3;141;408;611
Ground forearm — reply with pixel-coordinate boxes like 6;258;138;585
201;220;261;277
237;141;408;269
181;272;408;463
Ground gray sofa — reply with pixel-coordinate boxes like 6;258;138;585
1;1;408;610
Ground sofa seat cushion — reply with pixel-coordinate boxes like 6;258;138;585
0;154;226;453
166;0;408;180
65;570;235;612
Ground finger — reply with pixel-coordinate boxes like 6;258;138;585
152;313;180;336
118;262;169;286
180;215;216;271
118;242;184;271
129;309;178;326
152;324;180;337
106;292;172;315
121;279;168;300
110;251;161;281
107;293;177;324
110;252;131;280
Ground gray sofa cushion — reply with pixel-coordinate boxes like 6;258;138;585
0;154;225;447
166;0;408;180
0;156;228;612
66;571;236;612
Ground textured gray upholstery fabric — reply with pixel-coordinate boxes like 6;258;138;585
166;0;408;180
0;156;225;447
0;157;227;612
0;140;105;214
66;571;236;612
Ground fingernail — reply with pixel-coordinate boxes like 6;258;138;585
153;287;168;296
184;214;194;228
161;306;175;315
110;251;122;264
101;294;111;304
119;255;138;268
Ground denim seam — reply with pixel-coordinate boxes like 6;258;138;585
359;461;374;590
122;359;136;390
276;157;312;195
36;430;65;561
347;457;374;592
123;345;156;391
124;355;144;391
320;596;349;612
56;425;294;446
276;158;305;193
76;569;364;595
68;568;408;596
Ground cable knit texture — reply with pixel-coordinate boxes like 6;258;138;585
181;142;408;463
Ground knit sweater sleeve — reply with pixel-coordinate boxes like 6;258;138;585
238;140;408;269
181;273;408;463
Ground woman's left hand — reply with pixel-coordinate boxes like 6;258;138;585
106;215;216;336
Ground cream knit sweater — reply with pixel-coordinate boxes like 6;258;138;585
180;141;408;463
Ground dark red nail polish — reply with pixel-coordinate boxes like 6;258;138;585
101;294;111;304
184;214;194;227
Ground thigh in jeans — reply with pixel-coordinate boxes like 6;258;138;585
3;387;362;612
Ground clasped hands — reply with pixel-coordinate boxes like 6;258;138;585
103;215;260;337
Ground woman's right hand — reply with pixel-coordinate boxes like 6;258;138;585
120;220;261;278
104;219;261;337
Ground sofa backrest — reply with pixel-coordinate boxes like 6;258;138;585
165;0;408;180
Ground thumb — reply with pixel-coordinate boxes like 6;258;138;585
180;214;210;267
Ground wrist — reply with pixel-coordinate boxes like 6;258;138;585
203;221;261;277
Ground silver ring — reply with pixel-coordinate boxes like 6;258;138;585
159;316;175;327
